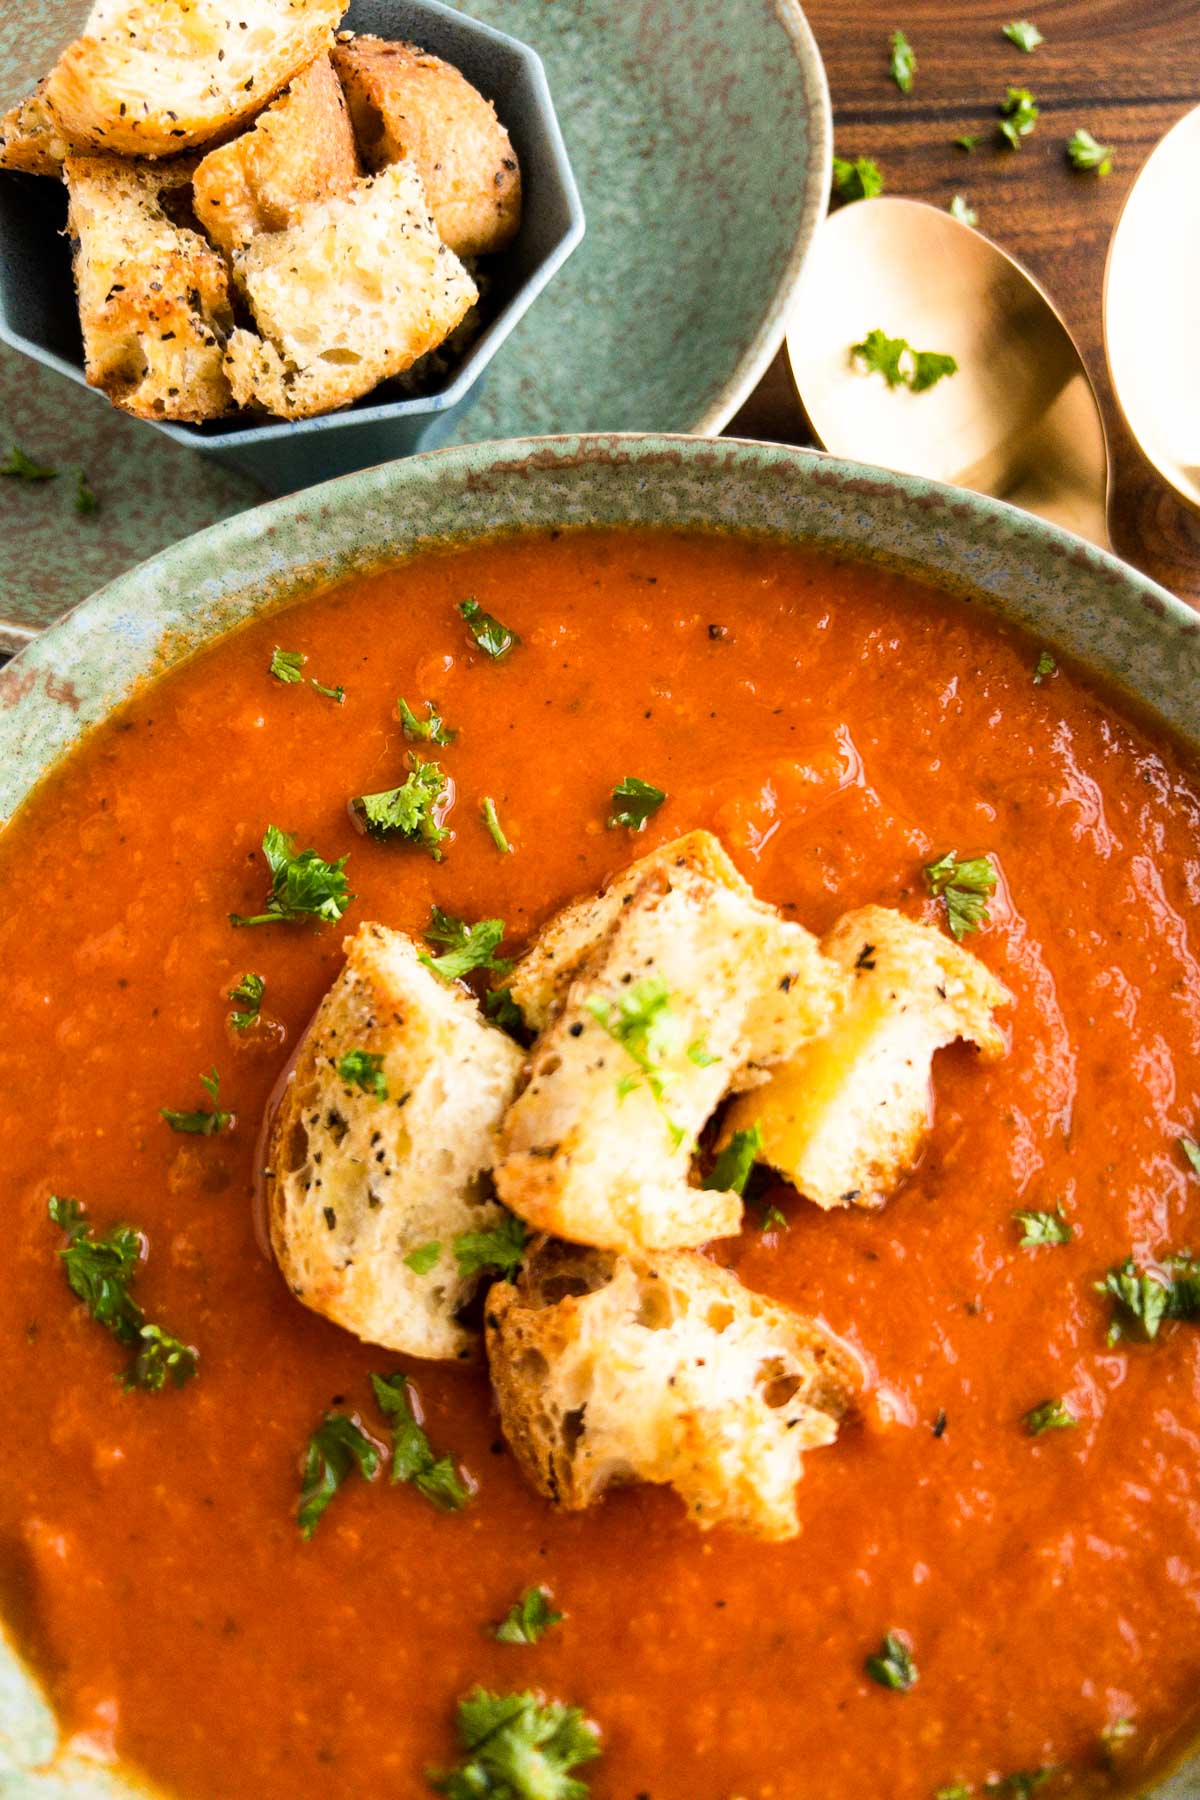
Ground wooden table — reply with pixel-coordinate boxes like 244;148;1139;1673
728;0;1200;606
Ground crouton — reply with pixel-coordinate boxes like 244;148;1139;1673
42;0;343;159
0;84;71;176
266;922;524;1361
64;153;234;421
724;905;1010;1210
485;1244;863;1539
222;160;478;419
192;54;358;255
333;35;520;258
494;835;839;1253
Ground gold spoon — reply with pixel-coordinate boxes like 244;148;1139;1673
1104;103;1200;514
785;197;1111;550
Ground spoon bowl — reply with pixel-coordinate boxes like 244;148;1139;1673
1105;103;1200;515
785;197;1110;548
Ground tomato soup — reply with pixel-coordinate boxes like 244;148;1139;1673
2;528;1200;1800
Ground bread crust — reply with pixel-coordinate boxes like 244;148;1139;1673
485;1244;863;1539
223;159;478;418
192;53;358;255
0;84;71;176
65;152;234;421
724;904;1011;1209
43;0;343;158
333;34;520;257
266;923;524;1360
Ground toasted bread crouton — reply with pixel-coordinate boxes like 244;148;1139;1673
494;837;839;1253
486;1244;863;1539
43;0;342;159
266;923;524;1360
724;905;1010;1210
192;54;357;255
333;36;520;258
0;84;71;176
64;153;233;421
222;160;477;418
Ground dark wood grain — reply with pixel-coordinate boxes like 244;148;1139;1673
727;1;1200;603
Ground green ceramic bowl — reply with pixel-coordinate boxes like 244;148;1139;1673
1;435;1198;1800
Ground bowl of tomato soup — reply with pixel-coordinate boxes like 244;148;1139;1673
1;435;1199;1800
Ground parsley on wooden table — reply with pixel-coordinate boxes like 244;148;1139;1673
428;1688;600;1800
832;154;884;201
865;1630;919;1692
48;1197;198;1392
453;1211;528;1280
949;195;978;227
851;329;958;393
998;86;1039;148
298;1412;381;1539
227;972;265;1031
493;1586;564;1646
459;597;520;659
421;908;512;982
1003;19;1044;50
889;28;916;94
704;1123;763;1195
161;1067;232;1135
399;697;456;745
230;825;353;927
924;851;997;940
1066;127;1113;174
372;1371;472;1511
606;775;666;832
350;757;449;858
337;1048;388;1100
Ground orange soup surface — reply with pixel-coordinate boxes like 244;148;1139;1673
2;528;1200;1800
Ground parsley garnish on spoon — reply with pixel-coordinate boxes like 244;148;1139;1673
852;330;958;393
230;825;353;927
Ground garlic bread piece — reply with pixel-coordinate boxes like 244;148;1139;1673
65;154;234;421
43;0;342;158
192;54;358;255
333;35;521;258
266;923;524;1360
223;161;478;419
0;85;70;176
725;905;1010;1210
495;840;838;1253
486;1244;863;1539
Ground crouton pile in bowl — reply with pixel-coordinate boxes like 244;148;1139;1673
0;0;583;487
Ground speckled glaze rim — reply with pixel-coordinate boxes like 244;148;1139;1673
1;434;1197;1800
693;0;832;436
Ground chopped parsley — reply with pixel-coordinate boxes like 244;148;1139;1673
1097;1252;1200;1344
454;1212;528;1281
1013;1205;1072;1248
985;1774;1057;1798
760;1203;789;1233
75;469;98;514
337;1048;388;1100
955;135;980;152
460;597;519;660
1024;1398;1076;1435
1182;1136;1200;1177
704;1124;763;1196
298;1412;381;1539
161;1067;232;1135
428;1688;600;1800
924;850;997;941
949;194;978;228
485;986;526;1033
420;908;512;982
998;86;1039;148
371;1371;471;1512
405;1242;442;1276
851;330;958;393
889;28;916;94
399;697;456;745
311;678;345;704
1100;1717;1136;1759
493;1586;564;1645
607;775;666;832
1003;19;1044;50
1033;650;1057;683
585;976;689;1144
227;971;265;1031
865;1630;918;1692
230;825;353;927
48;1197;198;1392
482;796;511;854
270;646;305;683
1067;127;1113;175
936;1787;973;1800
832;154;884;202
350;757;449;859
1;443;56;480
